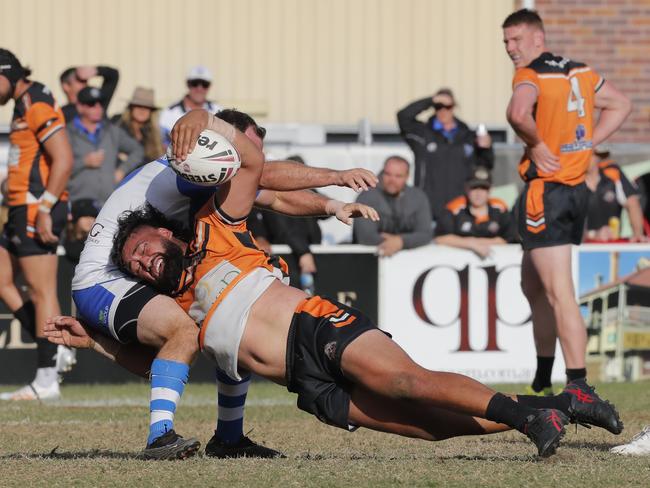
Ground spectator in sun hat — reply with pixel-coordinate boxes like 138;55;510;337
158;65;223;147
112;87;165;163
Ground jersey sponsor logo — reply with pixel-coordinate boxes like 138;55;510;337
603;190;616;203
461;221;472;233
191;260;242;315
488;221;500;234
87;222;105;244
324;341;337;361
561;125;591;153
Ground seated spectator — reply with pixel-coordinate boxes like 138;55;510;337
353;155;432;257
159;65;222;147
112;87;165;163
585;146;647;242
59;65;119;122
397;88;494;221
66;87;144;206
435;168;514;258
247;155;324;293
63;199;100;264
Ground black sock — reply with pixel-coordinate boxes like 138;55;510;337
13;301;36;340
36;338;57;368
485;393;538;433
531;356;555;392
516;393;572;415
566;368;587;383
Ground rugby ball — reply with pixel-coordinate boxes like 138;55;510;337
167;129;241;187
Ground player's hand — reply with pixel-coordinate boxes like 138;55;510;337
528;142;560;174
35;211;59;244
336;202;380;225
335;169;378;192
171;109;210;162
378;233;403;257
44;316;94;349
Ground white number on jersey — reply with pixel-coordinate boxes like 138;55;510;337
567;76;586;117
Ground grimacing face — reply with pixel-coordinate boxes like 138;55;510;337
121;225;186;294
503;23;544;68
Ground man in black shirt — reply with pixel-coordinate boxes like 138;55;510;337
435;168;514;258
397;88;494;220
59;65;119;122
585;146;647;242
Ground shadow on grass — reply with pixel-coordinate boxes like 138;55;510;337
296;452;537;462
0;446;136;460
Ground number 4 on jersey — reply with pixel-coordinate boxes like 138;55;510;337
567;76;586;117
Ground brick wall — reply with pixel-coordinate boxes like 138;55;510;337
516;0;650;142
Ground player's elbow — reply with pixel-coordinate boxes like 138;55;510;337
506;105;527;128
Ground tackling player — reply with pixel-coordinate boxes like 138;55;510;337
65;108;378;459
503;10;631;398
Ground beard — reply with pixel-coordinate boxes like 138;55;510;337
151;239;185;295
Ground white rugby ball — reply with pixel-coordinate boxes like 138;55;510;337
167;129;241;187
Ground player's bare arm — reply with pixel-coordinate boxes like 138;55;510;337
592;80;632;147
254;189;380;225
37;129;73;243
259;162;378;193
506;84;560;174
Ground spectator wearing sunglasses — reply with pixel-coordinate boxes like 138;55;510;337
158;65;222;147
397;88;494;223
59;65;120;123
66;87;143;206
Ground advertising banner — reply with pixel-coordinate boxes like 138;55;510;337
379;244;566;384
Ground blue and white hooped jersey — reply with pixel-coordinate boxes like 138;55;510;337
71;156;215;292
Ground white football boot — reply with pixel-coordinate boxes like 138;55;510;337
0;381;61;401
611;426;650;455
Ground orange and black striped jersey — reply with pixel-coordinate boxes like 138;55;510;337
7;81;67;206
175;197;289;321
513;52;604;186
436;195;514;240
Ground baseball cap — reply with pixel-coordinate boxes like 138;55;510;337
466;167;492;189
186;65;213;82
77;86;104;105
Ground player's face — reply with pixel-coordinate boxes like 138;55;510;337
503;24;542;68
467;186;490;207
382;159;409;195
122;226;186;294
0;75;12;105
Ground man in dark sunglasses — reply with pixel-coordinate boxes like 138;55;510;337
58;65;120;123
159;65;222;148
398;88;494;223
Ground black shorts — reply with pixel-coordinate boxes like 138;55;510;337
285;295;381;430
0;203;67;257
517;181;588;250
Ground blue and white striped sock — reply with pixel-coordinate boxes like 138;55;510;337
215;369;250;444
148;358;190;445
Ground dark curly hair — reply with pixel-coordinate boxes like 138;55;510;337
110;203;191;275
216;109;265;140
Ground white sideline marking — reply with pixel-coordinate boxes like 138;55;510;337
1;397;294;408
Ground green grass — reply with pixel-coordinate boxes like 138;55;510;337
1;381;650;487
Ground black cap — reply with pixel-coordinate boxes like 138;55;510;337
466;167;492;189
0;48;26;87
71;199;100;221
77;86;104;105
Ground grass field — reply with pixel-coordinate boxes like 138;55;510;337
1;381;650;487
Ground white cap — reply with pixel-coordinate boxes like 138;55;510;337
186;65;213;82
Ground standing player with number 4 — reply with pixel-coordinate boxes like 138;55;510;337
502;9;631;422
